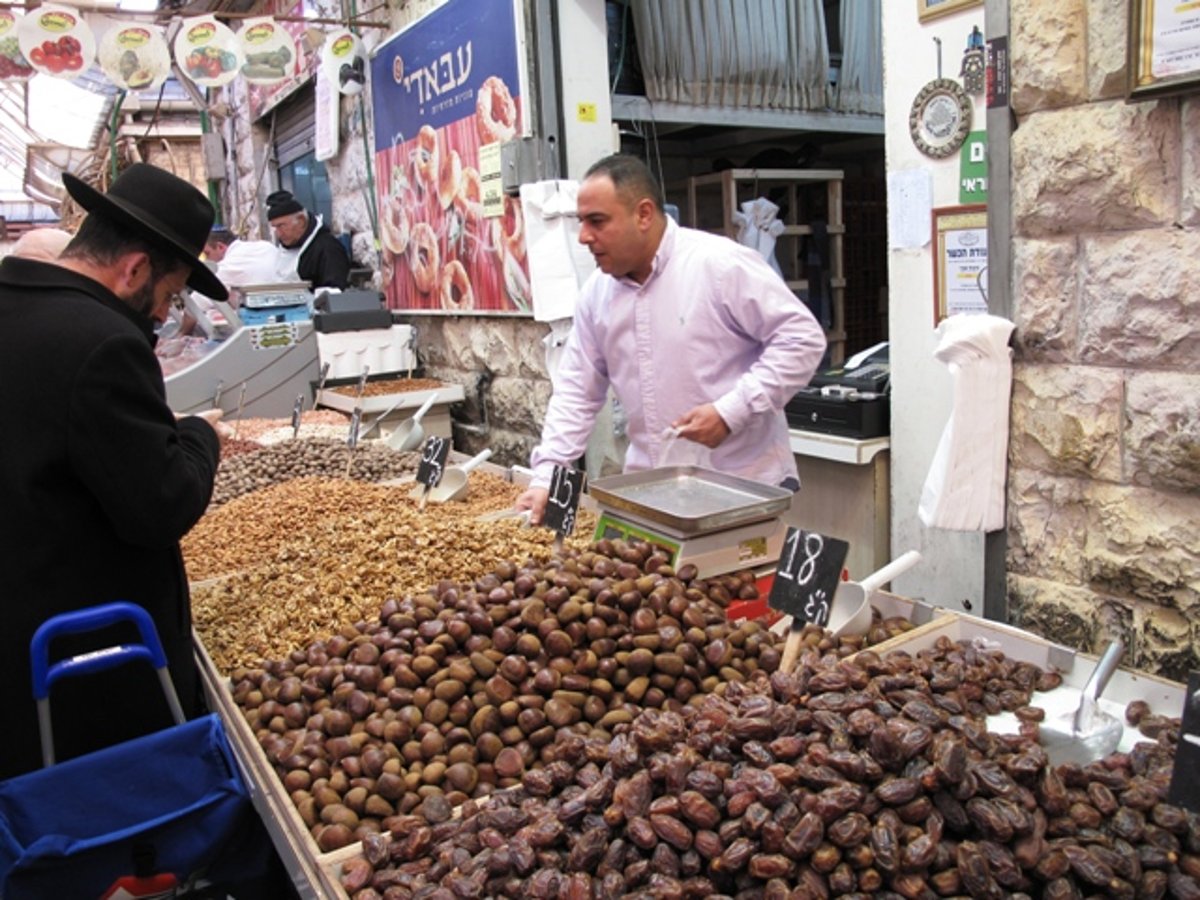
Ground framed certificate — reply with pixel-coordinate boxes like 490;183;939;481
1128;0;1200;100
917;0;982;24
932;205;988;325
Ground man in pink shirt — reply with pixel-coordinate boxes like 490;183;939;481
517;154;826;524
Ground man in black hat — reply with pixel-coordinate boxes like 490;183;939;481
0;163;227;779
266;189;351;289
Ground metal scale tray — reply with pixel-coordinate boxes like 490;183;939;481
589;466;792;538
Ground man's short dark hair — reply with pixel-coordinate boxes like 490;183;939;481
64;213;187;283
584;153;665;213
207;225;234;246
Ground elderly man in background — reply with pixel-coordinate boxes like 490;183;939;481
0;163;227;780
266;189;351;289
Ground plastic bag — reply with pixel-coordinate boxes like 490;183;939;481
658;427;712;469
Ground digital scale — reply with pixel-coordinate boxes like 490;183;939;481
237;282;314;326
589;466;793;579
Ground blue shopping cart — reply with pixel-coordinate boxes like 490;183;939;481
0;602;254;899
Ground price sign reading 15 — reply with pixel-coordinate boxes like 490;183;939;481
767;527;849;627
415;435;450;488
542;464;586;537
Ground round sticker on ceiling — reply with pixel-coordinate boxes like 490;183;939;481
0;11;36;82
98;22;170;92
237;17;297;86
18;4;95;80
320;28;365;96
173;15;242;89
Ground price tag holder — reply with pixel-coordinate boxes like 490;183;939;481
542;464;586;539
290;392;304;439
355;366;370;399
347;406;363;449
768;527;849;627
1167;672;1200;813
415;435;450;490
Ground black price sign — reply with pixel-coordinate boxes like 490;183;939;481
543;464;586;537
290;392;304;438
347;407;363;449
767;527;849;626
1167;672;1200;813
416;435;451;488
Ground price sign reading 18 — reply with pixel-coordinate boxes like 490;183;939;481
415;435;450;488
767;527;849;626
542;464;586;537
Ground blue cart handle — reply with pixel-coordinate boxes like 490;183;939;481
30;601;185;767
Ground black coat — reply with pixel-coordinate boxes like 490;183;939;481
0;257;219;779
295;218;351;289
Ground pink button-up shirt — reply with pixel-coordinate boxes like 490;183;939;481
531;218;826;488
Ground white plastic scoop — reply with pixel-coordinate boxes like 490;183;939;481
777;550;923;673
387;394;437;452
1041;640;1126;767
409;449;493;504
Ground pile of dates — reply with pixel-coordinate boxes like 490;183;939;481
338;637;1198;899
232;539;791;852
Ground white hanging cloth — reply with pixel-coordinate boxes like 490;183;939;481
519;179;596;322
918;313;1015;532
731;197;785;276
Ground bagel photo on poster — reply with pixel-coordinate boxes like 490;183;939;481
371;0;530;314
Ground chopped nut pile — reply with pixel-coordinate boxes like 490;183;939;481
186;475;596;672
327;377;446;398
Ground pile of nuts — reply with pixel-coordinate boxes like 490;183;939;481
230;538;787;853
328;378;445;398
336;636;1196;899
187;476;596;671
209;439;421;507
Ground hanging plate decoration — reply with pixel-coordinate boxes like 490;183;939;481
18;4;95;80
98;22;170;92
320;28;365;96
909;78;972;159
238;17;297;86
0;11;36;82
173;15;242;89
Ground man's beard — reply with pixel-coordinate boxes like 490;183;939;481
122;279;157;320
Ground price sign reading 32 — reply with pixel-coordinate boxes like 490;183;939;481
767;527;849;627
415;435;450;488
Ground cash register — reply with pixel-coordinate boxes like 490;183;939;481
786;342;890;438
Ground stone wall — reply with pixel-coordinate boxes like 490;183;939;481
1007;0;1200;679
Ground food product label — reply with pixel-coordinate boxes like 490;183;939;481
767;527;849;626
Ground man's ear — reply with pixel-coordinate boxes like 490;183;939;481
113;250;151;295
635;198;656;230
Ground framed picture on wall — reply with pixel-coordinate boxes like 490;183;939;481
932;205;988;325
1127;0;1200;100
917;0;982;23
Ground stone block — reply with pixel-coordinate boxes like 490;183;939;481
1126;372;1200;492
1182;98;1200;226
1086;0;1129;100
1012;102;1179;236
1078;231;1200;367
1009;364;1123;481
1082;482;1200;603
1011;236;1078;361
1011;0;1087;112
1007;573;1097;650
1007;468;1090;583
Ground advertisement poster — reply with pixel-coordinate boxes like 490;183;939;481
371;0;530;314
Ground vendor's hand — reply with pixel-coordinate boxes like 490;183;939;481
515;487;549;526
672;403;731;448
194;408;224;426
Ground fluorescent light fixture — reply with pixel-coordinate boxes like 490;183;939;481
27;76;108;149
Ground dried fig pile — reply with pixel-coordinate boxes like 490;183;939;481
337;637;1194;899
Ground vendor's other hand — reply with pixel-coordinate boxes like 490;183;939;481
515;487;549;526
672;403;731;448
194;408;224;426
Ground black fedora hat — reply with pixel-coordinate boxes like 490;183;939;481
62;163;229;301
